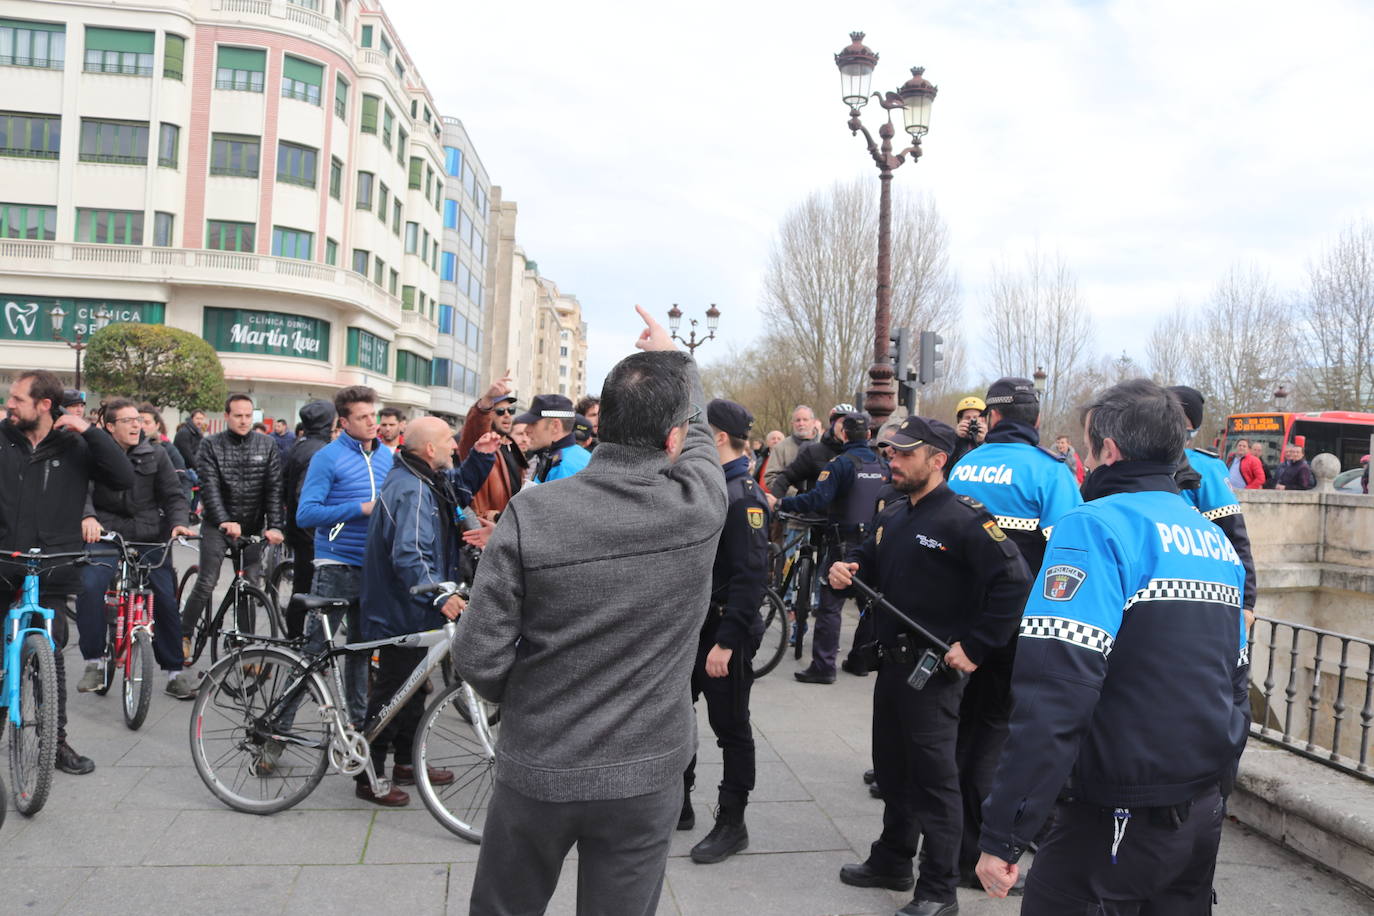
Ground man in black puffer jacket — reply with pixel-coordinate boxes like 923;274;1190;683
0;369;134;775
281;399;335;636
180;393;285;645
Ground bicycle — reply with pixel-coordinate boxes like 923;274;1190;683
85;532;181;730
179;535;282;668
0;548;83;816
750;584;789;679
774;511;833;661
188;582;498;842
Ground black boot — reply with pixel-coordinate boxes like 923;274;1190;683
55;740;95;776
690;803;748;864
677;784;695;831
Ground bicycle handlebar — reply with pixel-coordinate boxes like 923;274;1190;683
775;511;830;526
410;581;459;597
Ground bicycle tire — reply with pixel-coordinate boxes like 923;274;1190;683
93;622;117;696
791;556;813;660
750;588;789;679
208;584;280;666
267;560;294;612
9;633;57;816
0;770;7;831
413;680;499;843
176;564;199;607
123;630;155;730
189;646;331;815
438;658;501;726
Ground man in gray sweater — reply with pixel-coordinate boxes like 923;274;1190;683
454;306;728;915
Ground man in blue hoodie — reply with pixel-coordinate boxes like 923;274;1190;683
296;385;393;731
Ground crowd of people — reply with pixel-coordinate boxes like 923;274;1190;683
0;304;1276;915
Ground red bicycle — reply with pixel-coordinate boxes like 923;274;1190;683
88;533;179;730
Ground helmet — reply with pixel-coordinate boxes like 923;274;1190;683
828;402;856;421
840;411;871;441
955;396;986;416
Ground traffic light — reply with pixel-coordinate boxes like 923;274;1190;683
918;331;944;385
888;326;912;376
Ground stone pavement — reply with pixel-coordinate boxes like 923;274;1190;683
1;593;1371;915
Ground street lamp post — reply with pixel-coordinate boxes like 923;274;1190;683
1033;366;1047;396
666;303;721;355
49;303;111;392
834;32;937;425
1274;385;1289;410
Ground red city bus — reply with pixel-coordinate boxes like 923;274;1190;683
1220;411;1374;474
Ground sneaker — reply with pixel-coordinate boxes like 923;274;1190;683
165;677;196;701
77;662;104;693
55;741;96;775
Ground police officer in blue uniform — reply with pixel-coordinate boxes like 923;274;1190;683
945;376;1082;887
776;411;889;684
680;399;771;864
514;393;591;484
831;416;1029;916
977;379;1249;913
1168;386;1258;627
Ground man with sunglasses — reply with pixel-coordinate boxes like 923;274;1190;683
516;392;591;485
457;371;530;520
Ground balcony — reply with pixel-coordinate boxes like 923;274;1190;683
398;306;438;349
210;0;352;44
0;239;402;327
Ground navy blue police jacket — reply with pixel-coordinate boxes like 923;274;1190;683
778;441;888;537
706;456;770;651
1181;446;1257;612
946;419;1081;575
845;483;1030;666
979;461;1249;865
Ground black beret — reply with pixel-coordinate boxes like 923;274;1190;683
1167;386;1204;430
707;398;753;440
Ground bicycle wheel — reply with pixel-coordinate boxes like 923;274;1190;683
93;622;117;696
0;770;7;831
176;564;199;607
750;588;789;679
209;584;280;666
413;680;499;842
123;630;155;730
267;560;294;612
438;658;501;726
791;556;813;660
189;646;331;814
9;633;57;816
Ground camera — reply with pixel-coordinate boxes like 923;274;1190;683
964;417;981;439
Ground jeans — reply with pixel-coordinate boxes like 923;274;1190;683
76;544;183;671
304;564;368;729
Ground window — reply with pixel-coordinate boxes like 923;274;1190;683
0;202;56;240
329;156;342;199
84;27;153;75
559;346;569;357
379;33;392;56
438;303;453;334
276;141;316;188
394;59;404;82
442;199;457;230
423;106;432;124
205;219;254;251
76;208;143;244
466;320;479;350
463;167;477;199
392;199;401;234
163;33;184;79
0;112;60;159
373;255;384;287
334;74;348;120
355;171;373;210
443;145;461;178
410;100;417;119
396;127;406;167
214;46;264;91
352;248;368;275
424;164;433;197
396;350;430;387
381;106;393;148
79;119;148;164
404;221;418;253
408;156;422;189
454;313;467;342
360;24;373;48
559;366;568;378
346;327;389;373
401;285;415;310
388;268;398;295
377;182;389;222
434;181;442;212
324;237;337;265
157;122;178;168
210;133;259;177
474;184;488;216
271;225;312;260
0;20;65;69
421;228;429;260
431;358;450;388
360;94;378;133
441;250;456;282
457;209;471;244
281;55;322;106
153;211;174;246
286;0;320;9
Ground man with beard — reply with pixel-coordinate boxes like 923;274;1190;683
0;370;135;774
377;407;405;454
762;405;818;497
829;416;1028;916
458;370;529;519
516;393;590;485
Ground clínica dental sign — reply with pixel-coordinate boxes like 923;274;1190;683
203;307;330;362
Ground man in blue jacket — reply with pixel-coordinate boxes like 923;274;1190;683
976;379;1249;913
516;393;591;484
296;385;393;733
358;416;496;806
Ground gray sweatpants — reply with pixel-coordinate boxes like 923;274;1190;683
469;778;680;916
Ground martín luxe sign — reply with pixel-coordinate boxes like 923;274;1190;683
203;307;330;362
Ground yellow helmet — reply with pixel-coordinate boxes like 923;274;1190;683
955;396;986;415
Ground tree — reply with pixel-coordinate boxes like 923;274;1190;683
758;178;962;413
1145;304;1194;387
86;323;227;412
1303;220;1374;411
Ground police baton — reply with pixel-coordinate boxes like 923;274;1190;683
848;574;964;689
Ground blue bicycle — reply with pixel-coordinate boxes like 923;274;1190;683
1;548;80;816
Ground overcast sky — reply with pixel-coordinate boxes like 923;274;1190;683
384;0;1374;393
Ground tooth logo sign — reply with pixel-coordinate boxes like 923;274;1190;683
5;301;38;337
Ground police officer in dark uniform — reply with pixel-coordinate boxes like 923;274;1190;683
775;411;889;684
679;399;771;864
831;416;1029;916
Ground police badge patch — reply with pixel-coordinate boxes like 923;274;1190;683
1043;565;1087;601
982;520;1006;542
746;507;764;529
817;470;830;482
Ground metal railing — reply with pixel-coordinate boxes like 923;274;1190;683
1249;615;1374;781
0;55;63;69
0;147;59;160
83;62;152;77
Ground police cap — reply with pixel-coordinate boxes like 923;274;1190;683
878;415;956;455
514;393;576;426
985;377;1038;407
706;398;753;439
841;411;871;441
61;388;85;407
573;414;594;443
1166;385;1205;430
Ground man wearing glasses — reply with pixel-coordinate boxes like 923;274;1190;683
457;371;530;519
